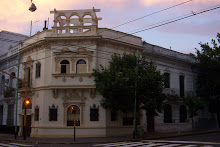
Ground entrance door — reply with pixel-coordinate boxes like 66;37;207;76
147;115;155;133
26;115;31;137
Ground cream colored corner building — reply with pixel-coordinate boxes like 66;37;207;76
18;8;195;137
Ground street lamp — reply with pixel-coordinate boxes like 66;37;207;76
29;0;37;12
71;106;76;141
23;97;31;140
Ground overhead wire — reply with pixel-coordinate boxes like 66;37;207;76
0;0;193;56
0;4;219;68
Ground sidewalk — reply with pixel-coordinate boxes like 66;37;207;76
0;129;220;144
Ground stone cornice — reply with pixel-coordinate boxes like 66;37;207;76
32;85;96;91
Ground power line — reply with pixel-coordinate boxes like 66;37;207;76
115;5;220;40
1;4;219;66
0;0;193;55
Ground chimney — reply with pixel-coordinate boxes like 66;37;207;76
43;20;48;30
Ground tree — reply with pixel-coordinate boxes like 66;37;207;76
184;96;204;128
92;53;166;132
193;33;220;126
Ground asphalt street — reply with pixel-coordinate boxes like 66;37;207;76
1;132;220;147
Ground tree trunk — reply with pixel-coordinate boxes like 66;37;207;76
146;114;155;133
192;117;194;129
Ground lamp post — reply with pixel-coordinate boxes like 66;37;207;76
133;49;139;139
71;106;76;141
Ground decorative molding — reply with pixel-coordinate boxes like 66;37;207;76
62;77;66;82
36;92;39;98
52;89;58;99
79;77;83;82
89;88;96;99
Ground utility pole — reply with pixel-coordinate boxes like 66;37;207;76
15;53;20;139
133;49;139;139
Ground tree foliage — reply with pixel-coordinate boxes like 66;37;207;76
92;53;166;116
184;96;205;118
194;33;220;99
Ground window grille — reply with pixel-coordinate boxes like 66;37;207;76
90;104;99;121
49;104;58;121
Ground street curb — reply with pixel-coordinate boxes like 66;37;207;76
0;130;220;144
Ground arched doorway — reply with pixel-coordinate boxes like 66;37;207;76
67;105;80;126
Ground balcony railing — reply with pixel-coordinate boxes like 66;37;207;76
4;86;15;98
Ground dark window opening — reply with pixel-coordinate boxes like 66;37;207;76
123;117;140;126
180;105;187;122
34;105;39;121
61;65;66;73
164;104;172;123
163;73;170;88
179;75;185;97
49;104;58;121
60;60;69;74
36;62;41;78
111;111;117;121
90;104;99;121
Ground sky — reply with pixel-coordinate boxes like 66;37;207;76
0;0;219;54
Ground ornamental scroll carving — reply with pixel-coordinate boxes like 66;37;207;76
55;57;60;73
52;89;58;99
89;88;96;99
62;89;86;103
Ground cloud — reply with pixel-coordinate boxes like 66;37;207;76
158;19;220;36
140;0;220;7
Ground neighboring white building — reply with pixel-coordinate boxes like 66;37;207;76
142;42;196;132
0;31;27;133
15;8;199;137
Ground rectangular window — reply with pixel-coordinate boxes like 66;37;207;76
123;117;140;126
61;65;66;73
77;64;86;73
90;109;99;121
179;75;185;97
34;106;39;121
111;111;117;121
35;63;41;78
163;73;170;88
49;104;58;121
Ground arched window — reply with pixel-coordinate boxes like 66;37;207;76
180;105;187;123
76;59;86;73
67;105;80;126
60;60;70;74
164;104;172;123
35;62;41;78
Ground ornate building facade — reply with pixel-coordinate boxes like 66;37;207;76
13;8;200;137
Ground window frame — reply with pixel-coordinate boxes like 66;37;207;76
76;59;87;73
163;72;170;88
60;60;70;74
179;75;185;97
90;104;99;121
49;104;58;121
35;62;41;78
164;104;172;123
34;105;39;121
